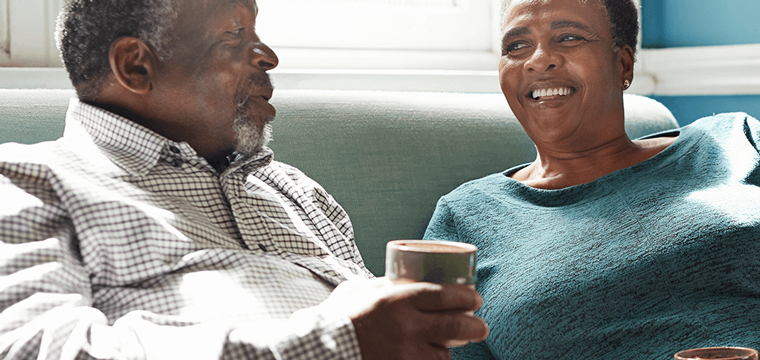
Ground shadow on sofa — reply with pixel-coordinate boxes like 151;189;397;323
0;89;678;275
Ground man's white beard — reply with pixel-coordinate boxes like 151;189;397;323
233;114;272;157
232;71;275;158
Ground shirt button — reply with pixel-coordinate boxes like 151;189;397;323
170;159;183;167
258;244;268;252
168;145;181;154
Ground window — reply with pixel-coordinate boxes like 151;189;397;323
0;0;63;67
0;0;501;70
0;0;504;91
257;0;494;51
1;0;756;96
255;0;501;70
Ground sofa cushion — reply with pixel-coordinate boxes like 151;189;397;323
0;89;678;274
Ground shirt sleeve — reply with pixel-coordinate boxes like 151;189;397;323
273;160;369;274
313;187;369;268
423;197;461;243
0;174;363;360
102;307;362;360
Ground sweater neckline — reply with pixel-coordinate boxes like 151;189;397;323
499;125;701;199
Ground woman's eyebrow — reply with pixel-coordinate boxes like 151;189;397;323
501;20;597;46
502;26;530;43
551;20;595;34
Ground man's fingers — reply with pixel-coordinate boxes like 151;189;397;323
344;279;487;360
406;283;482;312
425;344;453;360
423;312;490;346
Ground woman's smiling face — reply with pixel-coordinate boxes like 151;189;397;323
499;0;633;146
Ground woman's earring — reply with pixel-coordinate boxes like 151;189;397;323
623;80;631;90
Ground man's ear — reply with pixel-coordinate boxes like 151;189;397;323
109;37;155;95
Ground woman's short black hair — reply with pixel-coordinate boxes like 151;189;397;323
602;0;639;55
501;0;640;57
56;0;182;99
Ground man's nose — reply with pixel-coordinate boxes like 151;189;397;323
251;42;279;70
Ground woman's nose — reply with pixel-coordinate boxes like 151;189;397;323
525;43;561;72
251;42;279;70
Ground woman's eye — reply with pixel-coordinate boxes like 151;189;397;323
559;34;585;43
504;42;528;54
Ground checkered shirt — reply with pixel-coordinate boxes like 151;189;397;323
0;99;373;359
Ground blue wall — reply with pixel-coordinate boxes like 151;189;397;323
651;95;760;125
640;0;760;126
641;0;760;48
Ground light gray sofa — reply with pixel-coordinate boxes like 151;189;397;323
0;89;678;274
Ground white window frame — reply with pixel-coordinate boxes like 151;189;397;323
0;0;8;60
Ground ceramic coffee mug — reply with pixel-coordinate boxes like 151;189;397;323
385;240;477;285
385;240;478;348
674;347;759;360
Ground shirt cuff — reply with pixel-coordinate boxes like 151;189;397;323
225;307;362;360
272;308;362;360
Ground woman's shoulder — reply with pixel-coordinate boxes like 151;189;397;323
684;112;757;132
683;112;760;147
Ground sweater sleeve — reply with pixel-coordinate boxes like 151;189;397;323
425;198;497;360
450;340;496;360
423;198;460;243
741;113;760;153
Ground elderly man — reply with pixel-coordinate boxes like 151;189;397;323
0;0;488;359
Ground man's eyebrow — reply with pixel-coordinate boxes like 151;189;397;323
551;20;595;34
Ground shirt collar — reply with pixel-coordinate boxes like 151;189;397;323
223;146;274;177
63;98;190;177
63;98;274;177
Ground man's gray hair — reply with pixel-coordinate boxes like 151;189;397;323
56;0;183;99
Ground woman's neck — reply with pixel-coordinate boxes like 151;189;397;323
512;135;677;190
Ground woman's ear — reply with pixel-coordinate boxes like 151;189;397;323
619;44;635;88
108;37;155;95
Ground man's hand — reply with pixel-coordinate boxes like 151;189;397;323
319;277;489;360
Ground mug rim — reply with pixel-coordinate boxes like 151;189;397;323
674;346;759;360
387;239;477;254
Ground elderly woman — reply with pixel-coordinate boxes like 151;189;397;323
424;0;760;358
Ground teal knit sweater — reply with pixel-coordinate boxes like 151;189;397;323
424;113;760;360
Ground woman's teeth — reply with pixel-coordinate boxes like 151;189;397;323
532;87;571;100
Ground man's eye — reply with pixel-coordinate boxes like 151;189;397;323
222;28;245;46
226;28;244;37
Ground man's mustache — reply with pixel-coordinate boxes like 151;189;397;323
235;72;273;109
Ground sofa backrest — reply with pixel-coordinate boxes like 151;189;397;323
0;89;678;275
